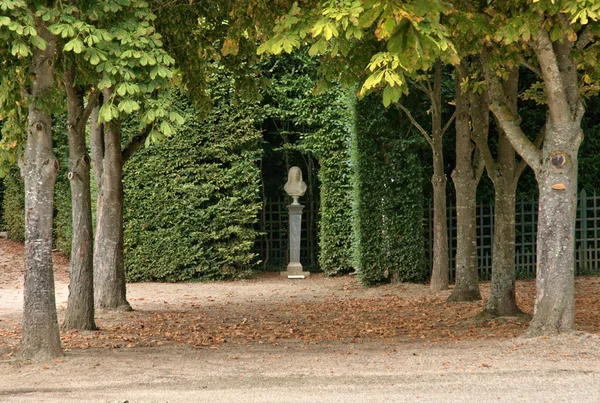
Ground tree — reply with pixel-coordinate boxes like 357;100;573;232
472;67;543;317
61;63;98;330
396;63;454;290
50;1;180;311
447;61;485;302
477;1;600;333
1;0;62;360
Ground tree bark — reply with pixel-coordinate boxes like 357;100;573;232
529;144;578;334
91;90;131;311
62;65;97;330
20;21;62;360
448;64;484;302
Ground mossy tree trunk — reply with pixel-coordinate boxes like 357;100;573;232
474;69;530;317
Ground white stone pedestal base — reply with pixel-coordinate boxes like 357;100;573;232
280;262;310;278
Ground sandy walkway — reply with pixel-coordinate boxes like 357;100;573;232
1;239;600;402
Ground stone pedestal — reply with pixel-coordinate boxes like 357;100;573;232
281;204;310;278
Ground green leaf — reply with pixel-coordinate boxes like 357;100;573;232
64;38;84;54
382;85;400;107
97;76;113;90
29;35;47;50
11;41;30;57
118;99;140;114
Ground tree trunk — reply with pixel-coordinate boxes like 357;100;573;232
20;22;62;360
448;69;482;302
429;61;449;291
429;138;449;291
485;178;521;315
483;69;523;317
91;91;131;311
62;67;97;330
448;181;480;301
528;133;579;334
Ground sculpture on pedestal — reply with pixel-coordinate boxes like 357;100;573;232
282;166;310;278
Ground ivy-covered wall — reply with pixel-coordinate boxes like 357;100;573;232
352;96;426;286
122;88;263;282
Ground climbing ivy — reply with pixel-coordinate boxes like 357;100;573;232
352;95;426;286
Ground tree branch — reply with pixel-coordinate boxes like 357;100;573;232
63;63;77;103
514;123;546;183
576;26;596;50
522;61;541;77
121;125;152;165
81;90;100;128
398;103;433;146
532;25;572;125
90;104;104;183
441;111;456;136
408;78;431;100
482;51;542;173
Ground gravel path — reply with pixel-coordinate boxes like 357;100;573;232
1;238;600;402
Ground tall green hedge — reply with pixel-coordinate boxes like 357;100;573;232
52;117;72;255
307;91;354;275
2;167;24;241
352;96;426;286
122;88;263;282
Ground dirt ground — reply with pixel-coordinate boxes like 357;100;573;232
2;238;600;402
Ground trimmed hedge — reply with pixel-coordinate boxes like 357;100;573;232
309;91;354;275
352;96;426;286
52;117;72;255
122;88;263;282
2;167;24;241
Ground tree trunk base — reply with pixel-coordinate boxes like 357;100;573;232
446;289;482;302
19;347;63;362
61;320;97;332
468;309;531;325
477;307;527;320
525;317;573;337
96;303;133;312
430;280;449;292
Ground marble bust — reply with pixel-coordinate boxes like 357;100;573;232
284;166;307;205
